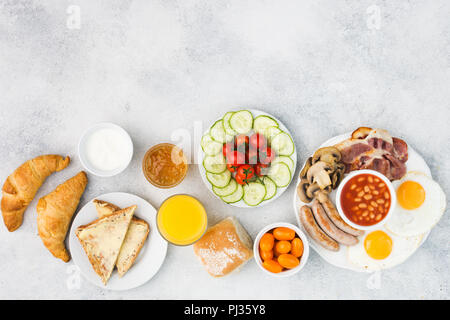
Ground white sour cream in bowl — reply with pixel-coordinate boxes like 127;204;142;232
78;123;133;177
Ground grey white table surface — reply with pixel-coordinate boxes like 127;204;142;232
0;1;449;300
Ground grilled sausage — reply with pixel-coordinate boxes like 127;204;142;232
299;205;339;251
311;200;359;246
316;191;364;237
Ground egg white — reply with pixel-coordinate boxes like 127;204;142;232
347;228;422;272
385;171;446;237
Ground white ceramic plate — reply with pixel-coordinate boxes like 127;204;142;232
198;109;297;208
69;192;168;290
293;133;431;272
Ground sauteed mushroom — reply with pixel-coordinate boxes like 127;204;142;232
312;147;341;165
300;157;312;179
297;179;313;203
307;161;333;190
297;179;328;203
306;182;322;199
330;162;346;189
298;146;346;204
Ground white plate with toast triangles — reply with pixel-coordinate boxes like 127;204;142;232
69;192;168;290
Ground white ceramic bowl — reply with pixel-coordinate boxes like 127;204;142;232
78;122;134;177
335;169;397;231
254;222;309;277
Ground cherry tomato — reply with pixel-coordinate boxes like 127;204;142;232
277;254;300;269
259;248;273;261
237;164;255;180
259;147;275;165
226;163;238;173
235;134;249;154
259;233;275;251
235;134;249;146
235;174;248;185
273;227;296;241
291;238;304;258
222;142;235;158
262;259;283;273
254;163;269;177
226;151;246;166
275;240;292;254
247;148;259;165
249;133;267;150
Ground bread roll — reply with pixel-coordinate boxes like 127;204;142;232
193;217;253;277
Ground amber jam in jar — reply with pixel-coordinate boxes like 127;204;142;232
142;143;188;188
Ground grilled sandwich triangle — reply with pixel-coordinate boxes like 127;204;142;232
75;205;136;284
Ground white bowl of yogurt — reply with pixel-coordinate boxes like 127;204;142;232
78;123;133;177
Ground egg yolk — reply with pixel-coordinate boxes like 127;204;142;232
397;180;425;210
364;230;393;260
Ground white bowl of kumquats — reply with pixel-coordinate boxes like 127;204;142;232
254;222;309;277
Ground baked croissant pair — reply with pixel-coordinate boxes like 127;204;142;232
1;155;87;262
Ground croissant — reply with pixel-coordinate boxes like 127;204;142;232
1;155;70;231
37;171;88;262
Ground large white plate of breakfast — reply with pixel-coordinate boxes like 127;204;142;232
69;192;168;290
293;127;446;272
198;109;297;208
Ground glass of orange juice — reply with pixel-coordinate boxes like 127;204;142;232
157;194;207;246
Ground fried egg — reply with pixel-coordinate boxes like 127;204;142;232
385;171;446;237
347;228;422;271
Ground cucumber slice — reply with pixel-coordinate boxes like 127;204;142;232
206;170;231;188
271;132;295;156
201;134;222;155
263;177;277;200
263;126;282;142
225;133;235;142
203;154;226;174
223;112;237;136
229;110;253;134
253;115;279;133
201;133;213;146
268;162;291;187
222;184;244;203
210;120;227;143
213;179;237;197
271;156;294;172
243;182;266;206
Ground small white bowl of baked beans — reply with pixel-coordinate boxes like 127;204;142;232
335;169;396;231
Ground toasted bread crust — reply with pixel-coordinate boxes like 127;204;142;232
93;199;150;277
76;205;136;284
117;219;150;276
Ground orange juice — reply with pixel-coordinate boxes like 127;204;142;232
157;195;207;245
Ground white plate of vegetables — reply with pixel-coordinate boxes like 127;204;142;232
198;109;297;207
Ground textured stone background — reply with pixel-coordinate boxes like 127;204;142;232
0;0;448;299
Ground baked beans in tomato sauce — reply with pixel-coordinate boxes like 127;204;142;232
340;174;391;226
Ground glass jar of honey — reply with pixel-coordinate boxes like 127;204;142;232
142;143;188;188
